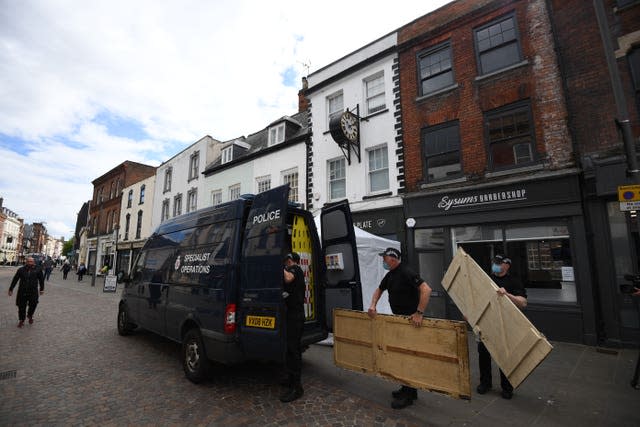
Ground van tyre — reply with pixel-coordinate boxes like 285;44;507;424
117;304;136;336
182;328;210;383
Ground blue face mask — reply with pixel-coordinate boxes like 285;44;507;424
491;263;502;274
382;262;391;270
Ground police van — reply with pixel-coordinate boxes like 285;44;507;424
117;184;362;383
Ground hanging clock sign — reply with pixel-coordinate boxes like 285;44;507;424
329;110;359;146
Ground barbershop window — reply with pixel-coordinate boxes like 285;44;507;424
453;221;576;304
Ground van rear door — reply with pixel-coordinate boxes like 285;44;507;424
320;200;362;330
238;185;290;362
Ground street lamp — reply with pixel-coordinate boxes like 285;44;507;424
113;224;119;275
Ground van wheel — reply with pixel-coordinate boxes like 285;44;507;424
117;304;135;336
182;328;210;383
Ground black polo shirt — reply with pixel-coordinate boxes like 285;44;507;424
493;272;527;299
379;262;425;315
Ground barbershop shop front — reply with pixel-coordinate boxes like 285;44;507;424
403;173;597;345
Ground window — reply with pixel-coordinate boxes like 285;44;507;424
124;214;130;241
367;146;389;192
364;72;385;114
187;188;197;213
628;47;640;119
189;151;199;181
161;199;170;222
222;146;233;164
139;185;146;204
328;158;346;200
268;123;285;146
98;187;104;203
110;182;115;199
163;167;172;193
173;194;182;217
135;210;143;240
127;190;133;208
256;175;271;193
474;14;522;75
282;168;299;203
228;183;241;201
423;121;462;181
327;91;344;125
418;42;454;95
106;211;112;233
211;190;222;206
486;102;535;169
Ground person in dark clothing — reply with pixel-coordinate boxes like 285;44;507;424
368;247;432;410
43;257;54;281
62;262;71;279
8;257;45;327
280;252;306;403
476;254;528;400
77;263;87;281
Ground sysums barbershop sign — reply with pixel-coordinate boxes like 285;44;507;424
437;188;528;211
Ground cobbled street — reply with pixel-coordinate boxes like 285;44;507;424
0;267;423;427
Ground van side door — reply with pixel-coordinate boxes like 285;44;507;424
320;200;363;330
239;185;290;362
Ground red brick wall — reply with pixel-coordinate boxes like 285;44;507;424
398;0;572;192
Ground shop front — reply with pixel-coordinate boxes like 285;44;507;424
403;172;597;344
351;207;405;244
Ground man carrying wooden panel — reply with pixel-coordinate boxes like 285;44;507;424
476;254;527;400
367;247;432;409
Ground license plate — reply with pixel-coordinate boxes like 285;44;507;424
245;315;276;329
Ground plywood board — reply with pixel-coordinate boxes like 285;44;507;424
441;247;553;389
333;308;471;400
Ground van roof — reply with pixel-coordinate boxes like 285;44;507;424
154;198;247;236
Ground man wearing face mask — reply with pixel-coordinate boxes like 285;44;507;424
368;247;432;409
476;254;527;400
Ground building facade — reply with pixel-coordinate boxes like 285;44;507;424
396;0;596;343
117;174;156;273
548;0;640;346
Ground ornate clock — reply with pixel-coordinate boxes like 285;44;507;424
329;110;359;146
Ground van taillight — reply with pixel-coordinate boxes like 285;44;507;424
224;303;236;334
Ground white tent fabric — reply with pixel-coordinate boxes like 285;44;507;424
314;217;401;345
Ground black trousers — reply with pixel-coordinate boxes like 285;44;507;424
17;295;39;321
284;314;304;386
478;341;513;392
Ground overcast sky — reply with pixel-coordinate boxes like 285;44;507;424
0;0;452;241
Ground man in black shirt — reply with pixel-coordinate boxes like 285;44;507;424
368;247;432;409
476;254;527;400
8;257;45;327
280;252;306;403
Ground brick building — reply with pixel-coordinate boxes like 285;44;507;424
396;0;594;343
548;0;640;346
85;161;156;275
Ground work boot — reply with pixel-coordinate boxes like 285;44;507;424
501;389;513;400
392;386;417;400
18;320;24;328
391;394;414;409
476;383;492;394
28;316;34;324
279;384;304;403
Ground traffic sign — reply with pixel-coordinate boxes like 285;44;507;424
620;201;640;211
618;185;640;202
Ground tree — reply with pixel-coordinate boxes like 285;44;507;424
62;239;74;257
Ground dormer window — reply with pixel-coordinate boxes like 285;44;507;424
222;146;233;164
268;123;286;146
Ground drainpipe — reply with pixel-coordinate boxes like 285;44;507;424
593;0;639;178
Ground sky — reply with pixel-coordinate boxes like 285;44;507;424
0;0;452;240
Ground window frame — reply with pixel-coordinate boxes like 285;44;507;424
127;190;133;208
124;213;130;241
364;72;386;115
484;101;537;171
366;144;390;194
327;91;344;128
135;210;143;240
173;193;182;217
256;175;271;193
328;157;346;201
228;183;241;201
163;167;172;193
417;41;455;96
139;184;146;205
282;168;299;203
211;189;222;206
188;151;200;181
161;199;170;222
221;146;233;164
474;13;523;76
421;120;463;183
186;188;197;213
268;123;286;146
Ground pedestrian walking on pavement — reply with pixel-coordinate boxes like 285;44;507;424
77;263;87;281
368;247;432;409
280;252;306;403
476;254;528;400
62;261;71;279
8;256;45;327
43;257;54;281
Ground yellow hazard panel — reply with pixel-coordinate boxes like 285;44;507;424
291;215;315;320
